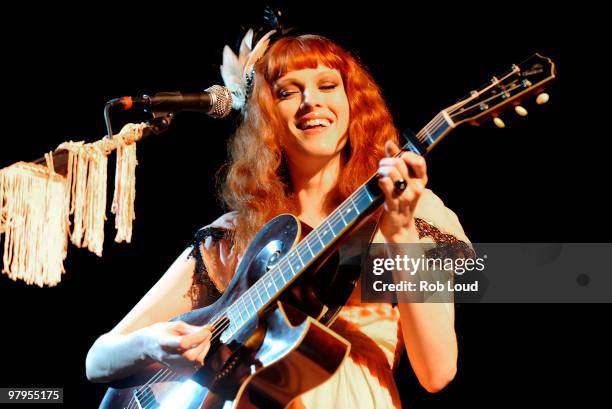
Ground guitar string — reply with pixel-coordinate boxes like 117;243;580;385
446;82;526;123
132;317;234;407
128;367;172;409
137;368;183;409
132;368;177;409
415;114;446;144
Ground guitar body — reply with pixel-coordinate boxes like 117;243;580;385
100;214;356;409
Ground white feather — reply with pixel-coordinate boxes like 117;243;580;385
238;29;254;67
220;29;276;110
244;30;276;75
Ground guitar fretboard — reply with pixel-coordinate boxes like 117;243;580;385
218;112;454;342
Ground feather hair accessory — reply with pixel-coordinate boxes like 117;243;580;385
220;29;276;110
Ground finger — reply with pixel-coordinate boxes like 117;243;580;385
401;152;427;181
380;157;409;183
177;326;213;351
172;321;201;335
385;140;402;158
182;338;210;364
378;176;399;209
378;165;403;183
159;335;183;352
195;341;212;367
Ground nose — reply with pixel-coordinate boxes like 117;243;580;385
301;86;323;109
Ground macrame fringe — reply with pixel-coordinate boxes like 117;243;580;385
57;141;108;256
110;123;142;243
0;122;145;286
0;160;69;287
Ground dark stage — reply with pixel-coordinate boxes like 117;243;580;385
0;1;609;407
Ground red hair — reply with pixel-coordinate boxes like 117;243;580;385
220;35;399;253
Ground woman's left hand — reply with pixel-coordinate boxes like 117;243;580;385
377;140;428;243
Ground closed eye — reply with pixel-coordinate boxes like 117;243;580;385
278;89;299;99
320;83;338;91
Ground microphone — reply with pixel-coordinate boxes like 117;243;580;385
110;85;233;118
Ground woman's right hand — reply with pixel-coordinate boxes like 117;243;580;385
140;321;212;372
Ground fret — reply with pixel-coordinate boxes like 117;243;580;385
347;197;359;217
281;260;295;282
265;274;278;292
338;206;348;226
285;257;295;275
423;129;434;145
287;250;304;274
295;247;305;266
261;276;272;299
420;117;450;149
314;228;325;247
248;291;258;312
304;238;315;257
273;269;286;290
326;219;338;237
363;185;374;202
226;310;236;331
226;312;236;335
254;282;265;306
240;297;251;318
353;190;371;212
228;309;236;324
221;315;234;342
403;138;422;154
235;305;245;324
317;224;335;245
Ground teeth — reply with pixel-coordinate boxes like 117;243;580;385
301;118;331;129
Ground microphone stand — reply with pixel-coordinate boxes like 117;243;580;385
32;111;175;176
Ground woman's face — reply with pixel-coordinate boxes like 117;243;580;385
273;65;350;160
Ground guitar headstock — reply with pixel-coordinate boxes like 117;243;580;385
445;53;556;128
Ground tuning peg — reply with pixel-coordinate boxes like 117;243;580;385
493;117;506;128
514;105;528;117
536;93;550;105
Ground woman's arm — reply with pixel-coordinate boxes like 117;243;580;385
375;140;458;392
392;231;458;393
85;246;211;382
373;226;458;393
396;297;457;392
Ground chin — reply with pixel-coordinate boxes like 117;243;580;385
293;130;346;155
298;138;346;158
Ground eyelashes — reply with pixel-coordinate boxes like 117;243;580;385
277;83;339;99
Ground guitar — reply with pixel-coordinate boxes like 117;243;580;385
100;53;556;409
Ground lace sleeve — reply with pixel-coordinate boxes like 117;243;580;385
186;226;229;308
415;217;476;260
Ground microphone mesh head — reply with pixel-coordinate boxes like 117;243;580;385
205;85;233;118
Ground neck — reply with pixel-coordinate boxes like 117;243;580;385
286;152;343;226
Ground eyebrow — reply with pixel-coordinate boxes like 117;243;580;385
275;70;340;87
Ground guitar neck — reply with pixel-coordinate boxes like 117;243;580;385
218;112;455;341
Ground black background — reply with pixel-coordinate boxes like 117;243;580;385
0;1;609;407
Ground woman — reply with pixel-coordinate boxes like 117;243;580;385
86;34;469;408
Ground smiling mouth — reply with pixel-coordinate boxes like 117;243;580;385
297;118;332;130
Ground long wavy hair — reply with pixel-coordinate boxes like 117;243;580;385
220;35;399;254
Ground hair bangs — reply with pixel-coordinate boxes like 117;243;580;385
262;35;348;83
